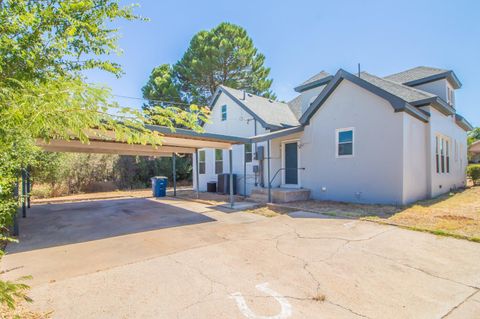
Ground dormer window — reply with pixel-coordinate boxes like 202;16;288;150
221;105;227;121
447;87;455;107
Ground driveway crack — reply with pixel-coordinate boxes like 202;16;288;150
440;289;480;318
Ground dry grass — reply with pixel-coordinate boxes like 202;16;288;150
272;200;400;218
312;293;326;302
374;186;480;242
245;205;295;217
0;302;52;319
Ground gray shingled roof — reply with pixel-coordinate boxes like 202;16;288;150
360;72;436;103
219;86;300;128
300;71;331;86
287;95;303;120
384;66;450;84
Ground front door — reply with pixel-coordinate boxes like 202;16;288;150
284;142;298;185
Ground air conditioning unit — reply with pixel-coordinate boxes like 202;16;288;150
217;173;237;195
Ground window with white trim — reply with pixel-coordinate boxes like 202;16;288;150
436;135;451;174
244;143;252;163
199;150;206;174
336;128;354;157
221;105;227;121
215;149;223;174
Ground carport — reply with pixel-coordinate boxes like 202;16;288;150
14;125;249;235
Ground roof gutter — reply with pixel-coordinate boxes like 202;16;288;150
405;71;462;89
454;114;474;131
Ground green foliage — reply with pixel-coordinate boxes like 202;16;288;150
142;64;183;111
467;164;480;186
0;0;142;81
0;276;32;310
468;127;480;145
0;0;209;310
144;22;275;106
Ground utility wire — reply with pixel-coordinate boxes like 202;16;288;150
113;94;193;107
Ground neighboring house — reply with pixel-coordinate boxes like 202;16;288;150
193;66;473;205
470;140;480;163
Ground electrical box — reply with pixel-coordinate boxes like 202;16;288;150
255;146;265;160
252;165;259;173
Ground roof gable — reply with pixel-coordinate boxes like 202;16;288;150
384;66;462;89
299;69;430;125
294;71;333;92
210;86;300;130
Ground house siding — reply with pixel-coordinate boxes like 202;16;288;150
193;92;268;194
426;107;467;197
298;80;405;205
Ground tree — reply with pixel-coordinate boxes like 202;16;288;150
468;127;480;145
173;22;276;104
142;64;183;111
0;0;208;311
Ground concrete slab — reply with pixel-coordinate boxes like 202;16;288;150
2;199;479;318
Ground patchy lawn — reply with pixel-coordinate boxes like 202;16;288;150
366;186;480;242
245;205;296;217
268;200;400;218
253;187;480;242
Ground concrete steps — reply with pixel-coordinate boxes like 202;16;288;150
247;187;310;203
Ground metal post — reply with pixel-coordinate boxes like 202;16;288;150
172;153;177;197
229;149;234;208
243;145;247;198
26;167;31;208
267;140;272;203
21;168;26;218
195;149;200;199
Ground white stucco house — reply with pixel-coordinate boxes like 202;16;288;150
192;66;473;205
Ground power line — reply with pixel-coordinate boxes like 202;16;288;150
113;94;193;107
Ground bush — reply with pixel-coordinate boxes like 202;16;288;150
466;164;480;186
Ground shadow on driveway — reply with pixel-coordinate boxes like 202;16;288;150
8;198;215;253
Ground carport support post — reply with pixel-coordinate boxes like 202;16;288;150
27;167;31;208
267;140;272;203
195;148;199;199
172;153;177;197
21;168;27;218
229;149;234;208
243;145;247;198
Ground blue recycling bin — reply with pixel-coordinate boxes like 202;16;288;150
151;176;168;197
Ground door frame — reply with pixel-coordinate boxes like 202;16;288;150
281;139;301;188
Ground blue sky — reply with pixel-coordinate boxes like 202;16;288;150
86;0;480;127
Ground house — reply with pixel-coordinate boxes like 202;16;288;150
193;66;473;205
470;140;480;163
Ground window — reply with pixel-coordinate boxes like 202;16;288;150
336;128;354;157
199;150;206;174
447;87;455;107
436;135;451;174
215;149;223;174
221;105;227;121
245;144;252;163
446;140;450;173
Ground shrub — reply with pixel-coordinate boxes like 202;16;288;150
466;164;480;186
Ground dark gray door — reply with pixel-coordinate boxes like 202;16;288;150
284;142;298;184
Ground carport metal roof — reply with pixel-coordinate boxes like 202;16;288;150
36;125;250;156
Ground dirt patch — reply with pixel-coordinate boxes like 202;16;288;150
269;200;400;219
245;205;295;217
365;187;480;242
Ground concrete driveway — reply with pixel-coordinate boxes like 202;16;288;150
1;198;479;318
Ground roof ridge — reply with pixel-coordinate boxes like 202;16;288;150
361;71;435;99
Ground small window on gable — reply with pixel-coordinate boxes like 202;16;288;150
245;143;252;163
336;128;354;157
221;105;227;121
199;150;206;174
215;149;223;174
